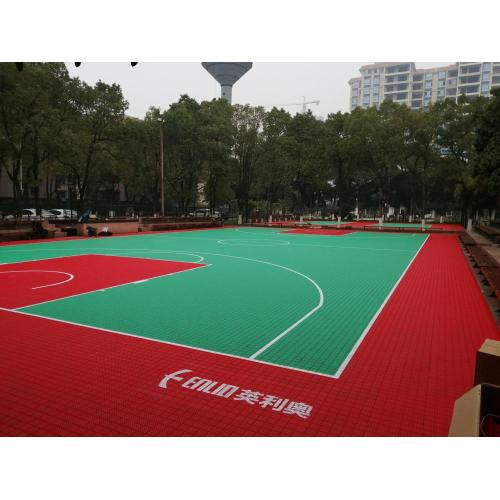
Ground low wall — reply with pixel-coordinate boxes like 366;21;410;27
76;221;139;236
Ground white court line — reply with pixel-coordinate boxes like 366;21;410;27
0;306;338;380
291;243;415;253
172;250;324;359
236;228;283;235
217;238;290;247
332;234;430;378
106;251;205;263
0;269;74;289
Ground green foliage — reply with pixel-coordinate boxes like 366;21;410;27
1;62;499;218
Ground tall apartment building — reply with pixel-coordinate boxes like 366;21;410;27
348;62;500;111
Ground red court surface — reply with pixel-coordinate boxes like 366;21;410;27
281;228;353;236
0;254;204;309
430;223;464;232
0;233;498;436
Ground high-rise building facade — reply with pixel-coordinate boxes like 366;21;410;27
348;62;500;111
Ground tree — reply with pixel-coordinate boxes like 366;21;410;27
231;104;265;219
286;111;327;213
199;99;234;213
434;95;488;221
163;95;205;212
0;62;71;208
473;88;500;212
255;107;293;214
55;79;128;209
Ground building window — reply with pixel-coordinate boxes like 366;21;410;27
481;83;490;92
413;74;424;82
460;64;481;74
447;78;457;86
385;85;394;92
425;81;432;89
483;63;491;72
438;71;446;79
411;100;422;108
412;92;423;99
438;80;445;87
425;91;431;98
425;73;433;80
448;69;458;78
412;83;423;91
364;87;371;95
373;76;380;85
483;73;490;82
373;87;379;95
395;92;408;100
492;75;500;85
437;89;445;97
446;88;457;96
458;84;479;94
386;64;410;74
459;75;480;84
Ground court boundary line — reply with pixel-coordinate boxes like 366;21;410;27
0;306;339;380
333;234;430;378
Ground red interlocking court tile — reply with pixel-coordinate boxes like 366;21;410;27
0;234;498;436
0;254;204;309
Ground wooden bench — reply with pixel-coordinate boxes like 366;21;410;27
476;225;500;243
140;217;221;232
0;229;33;242
459;232;477;247
469;245;498;268
482;267;500;301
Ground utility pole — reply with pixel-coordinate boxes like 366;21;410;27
160;121;165;216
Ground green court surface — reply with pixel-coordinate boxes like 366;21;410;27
0;228;428;377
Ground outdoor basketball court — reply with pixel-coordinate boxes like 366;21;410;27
1;226;498;435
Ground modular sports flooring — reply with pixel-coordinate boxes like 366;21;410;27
1;227;498;435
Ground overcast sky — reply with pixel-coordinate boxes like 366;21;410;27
66;62;452;119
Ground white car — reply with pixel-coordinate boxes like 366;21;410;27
189;209;220;218
49;209;77;219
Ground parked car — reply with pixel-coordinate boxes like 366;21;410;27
189;209;220;218
5;208;43;220
49;209;77;219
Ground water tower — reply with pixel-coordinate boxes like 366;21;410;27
202;62;253;104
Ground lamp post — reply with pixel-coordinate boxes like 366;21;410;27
160;120;165;216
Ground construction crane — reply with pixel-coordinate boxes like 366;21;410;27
266;96;320;113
